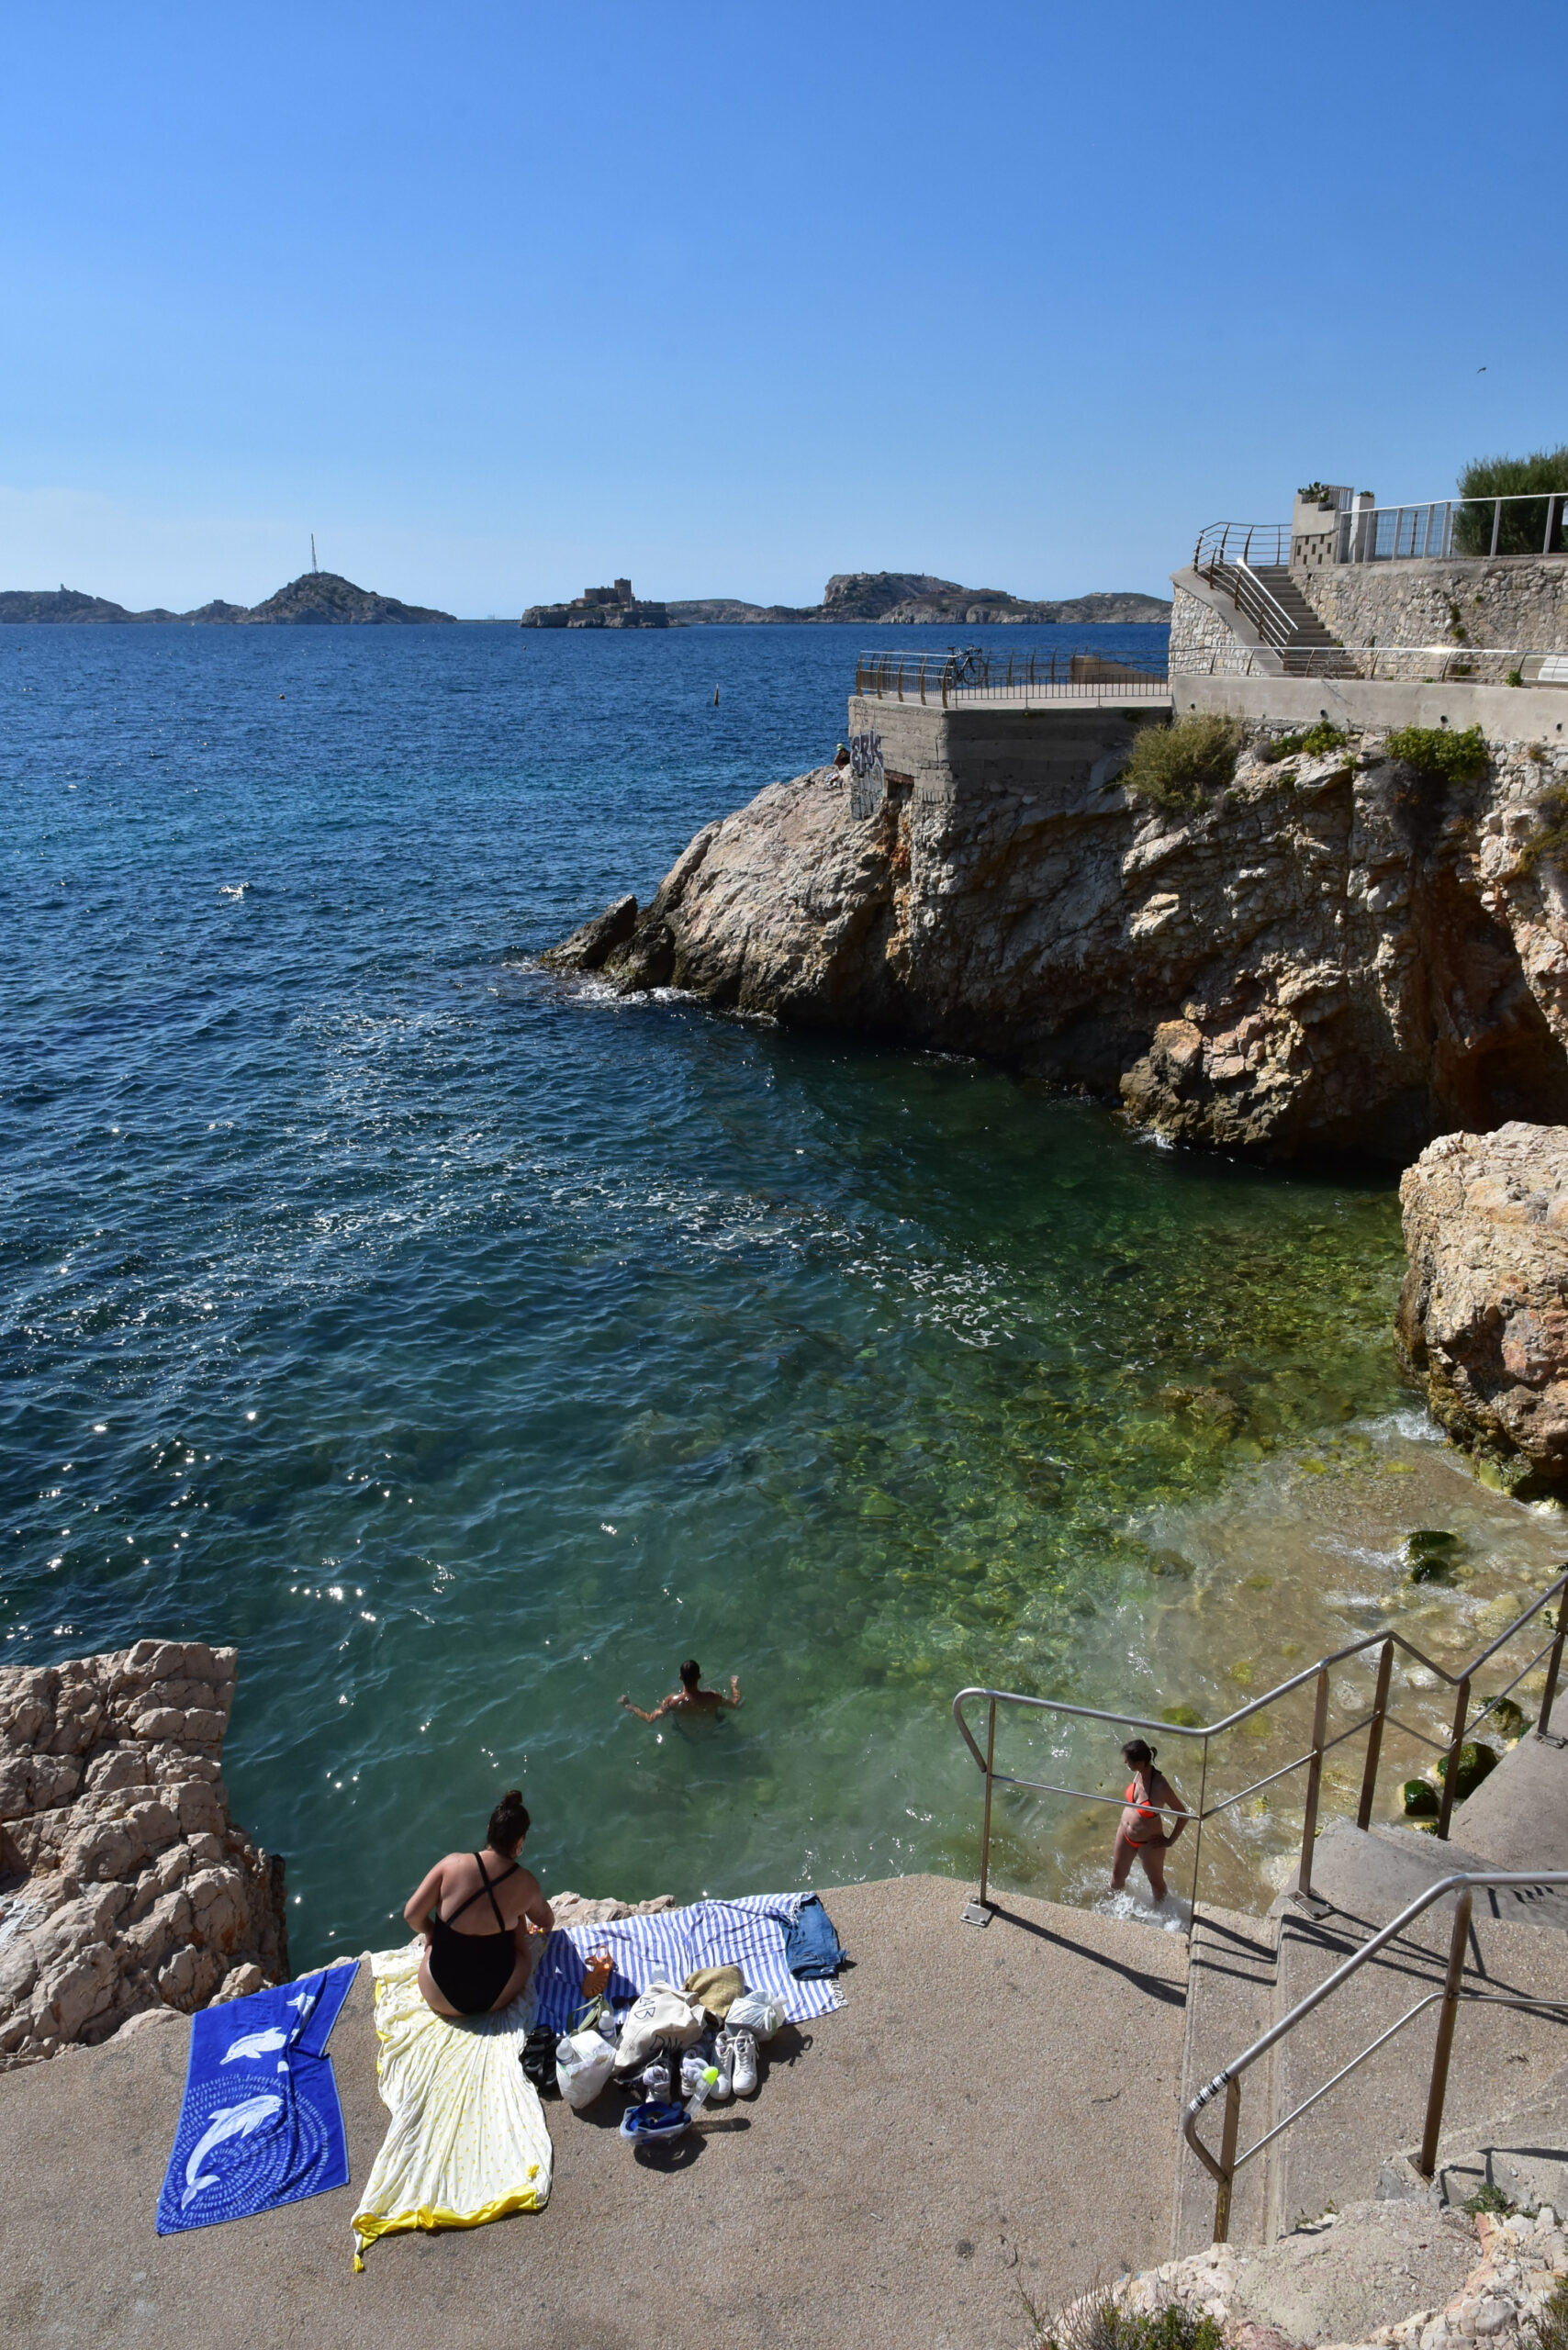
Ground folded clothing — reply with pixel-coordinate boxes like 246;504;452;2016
784;1894;847;1979
351;1943;552;2269
683;1963;744;2019
156;1961;358;2234
530;1895;845;2037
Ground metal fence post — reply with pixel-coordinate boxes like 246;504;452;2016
1358;1639;1394;1830
1296;1665;1331;1899
1540;1584;1568;1740
978;1696;996;1910
1212;2076;1241;2244
1419;1889;1473;2177
1437;1676;1472;1840
1490;499;1502;557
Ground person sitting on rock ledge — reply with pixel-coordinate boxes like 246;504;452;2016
620;1657;741;1723
403;1790;554;2019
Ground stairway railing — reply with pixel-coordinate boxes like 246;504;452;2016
1183;1868;1568;2241
950;1571;1568;1927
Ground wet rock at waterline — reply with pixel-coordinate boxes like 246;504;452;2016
547;729;1568;1162
1397;1123;1568;1494
540;892;639;973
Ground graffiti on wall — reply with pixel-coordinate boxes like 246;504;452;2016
848;728;885;819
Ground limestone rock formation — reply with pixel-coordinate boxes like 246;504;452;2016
1397;1123;1568;1493
551;723;1568;1163
0;1640;288;2068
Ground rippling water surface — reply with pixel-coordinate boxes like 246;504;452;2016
6;620;1561;1957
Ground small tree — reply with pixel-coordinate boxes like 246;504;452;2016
1454;447;1568;556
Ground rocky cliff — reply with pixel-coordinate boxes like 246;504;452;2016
0;1640;288;2067
1397;1123;1568;1493
544;717;1568;1164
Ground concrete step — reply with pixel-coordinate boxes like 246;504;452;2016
1264;1823;1568;2235
1172;1905;1281;2255
1380;2059;1568;2214
1450;1734;1568;1874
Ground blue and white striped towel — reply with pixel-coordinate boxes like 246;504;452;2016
531;1894;843;2033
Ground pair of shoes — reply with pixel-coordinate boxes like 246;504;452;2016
620;2098;688;2143
726;2025;758;2098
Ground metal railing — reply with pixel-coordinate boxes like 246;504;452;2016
855;645;1170;706
1198;559;1302;655
950;1571;1568;1922
1180;642;1568;686
1341;494;1568;565
1194;524;1293;570
1183;1868;1568;2241
1195;497;1568;574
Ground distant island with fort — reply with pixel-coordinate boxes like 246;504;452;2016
0;567;1171;628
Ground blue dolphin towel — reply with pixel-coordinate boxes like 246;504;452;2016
156;1961;358;2233
783;1893;847;1979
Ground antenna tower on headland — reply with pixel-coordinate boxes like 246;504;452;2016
311;534;319;574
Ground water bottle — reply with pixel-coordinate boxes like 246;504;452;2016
685;2065;721;2117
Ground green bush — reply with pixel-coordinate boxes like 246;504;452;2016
1529;2275;1568;2350
1121;714;1242;811
1033;2289;1224;2350
1260;722;1349;766
1383;723;1489;789
1517;786;1568;876
1454;447;1568;556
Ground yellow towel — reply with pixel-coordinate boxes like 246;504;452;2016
352;1943;553;2268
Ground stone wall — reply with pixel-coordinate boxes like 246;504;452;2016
0;1640;288;2067
1169;583;1269;677
1295;556;1568;655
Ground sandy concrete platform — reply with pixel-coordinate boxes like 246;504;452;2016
0;1874;1187;2350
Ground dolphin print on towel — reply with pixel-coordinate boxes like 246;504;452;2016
181;2094;285;2207
157;1961;358;2233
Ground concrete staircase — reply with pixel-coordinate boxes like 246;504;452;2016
1171;1736;1568;2254
1249;566;1359;676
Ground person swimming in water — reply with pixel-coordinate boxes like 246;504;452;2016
620;1658;741;1722
402;1789;554;2019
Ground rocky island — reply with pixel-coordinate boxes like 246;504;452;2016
0;572;455;624
664;570;1171;626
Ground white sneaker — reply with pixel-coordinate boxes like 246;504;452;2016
730;2027;758;2098
710;2031;734;2101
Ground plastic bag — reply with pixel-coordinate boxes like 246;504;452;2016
725;1992;784;2041
613;1979;704;2076
555;2027;617;2110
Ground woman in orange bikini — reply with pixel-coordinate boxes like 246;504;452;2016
1110;1738;1189;1905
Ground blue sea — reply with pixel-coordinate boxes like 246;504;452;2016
5;619;1443;1951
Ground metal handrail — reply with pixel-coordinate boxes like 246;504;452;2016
854;644;1170;708
1183;1869;1568;2240
1194;524;1294;570
1205;558;1300;653
1195;495;1568;575
951;1571;1568;1918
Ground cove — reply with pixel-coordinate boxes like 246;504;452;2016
5;619;1558;1964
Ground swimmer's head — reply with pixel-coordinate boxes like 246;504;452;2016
679;1659;701;1692
487;1789;531;1858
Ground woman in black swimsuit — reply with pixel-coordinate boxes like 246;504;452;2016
402;1791;555;2019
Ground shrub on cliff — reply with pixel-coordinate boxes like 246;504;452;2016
1383;722;1488;789
1120;713;1241;811
1454;447;1568;556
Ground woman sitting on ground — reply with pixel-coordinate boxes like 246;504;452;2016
1110;1737;1188;1907
403;1790;554;2019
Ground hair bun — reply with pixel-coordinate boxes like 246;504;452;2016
501;1788;522;1807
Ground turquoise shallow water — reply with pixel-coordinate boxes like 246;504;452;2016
2;619;1433;1953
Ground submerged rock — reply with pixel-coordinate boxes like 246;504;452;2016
547;724;1568;1162
1397;1123;1568;1493
0;1640;289;2068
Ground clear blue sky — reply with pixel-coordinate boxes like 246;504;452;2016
4;2;1563;615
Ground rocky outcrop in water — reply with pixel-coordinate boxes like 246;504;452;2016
1397;1123;1568;1494
546;722;1568;1163
0;574;454;624
0;1641;288;2068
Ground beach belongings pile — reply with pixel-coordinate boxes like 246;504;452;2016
539;1892;846;2146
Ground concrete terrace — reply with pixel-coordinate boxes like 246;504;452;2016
0;1874;1188;2350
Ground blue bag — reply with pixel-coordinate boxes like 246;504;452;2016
783;1894;846;1979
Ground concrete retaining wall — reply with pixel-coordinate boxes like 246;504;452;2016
846;693;1153;811
1294;556;1568;655
1178;672;1568;740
